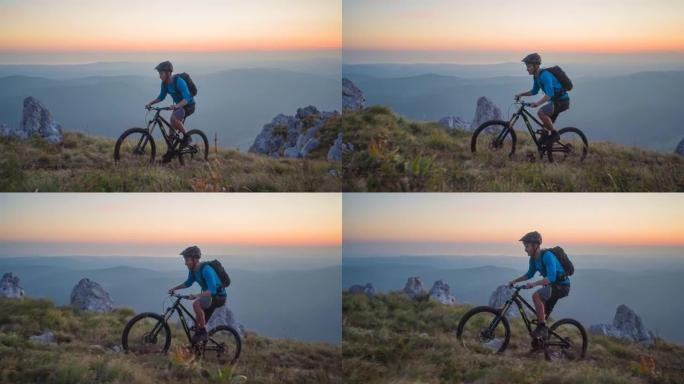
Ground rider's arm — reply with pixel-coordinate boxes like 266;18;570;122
532;94;550;108
542;251;558;283
176;77;192;104
201;266;220;296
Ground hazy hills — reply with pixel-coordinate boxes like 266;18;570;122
0;256;341;345
343;68;684;152
0;67;340;150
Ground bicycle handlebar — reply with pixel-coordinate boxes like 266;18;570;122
146;106;174;111
170;293;195;300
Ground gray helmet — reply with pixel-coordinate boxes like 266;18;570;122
521;53;541;65
155;60;173;72
519;231;542;244
180;245;201;259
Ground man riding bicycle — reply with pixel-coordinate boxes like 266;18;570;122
168;246;227;344
514;53;570;147
145;61;196;162
507;231;570;339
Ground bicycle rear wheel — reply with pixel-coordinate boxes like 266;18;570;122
457;306;510;354
121;312;171;354
203;325;242;365
470;120;517;159
178;129;209;165
545;318;587;361
548;127;588;163
114;128;156;165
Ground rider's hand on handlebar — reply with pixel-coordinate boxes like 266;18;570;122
168;288;175;295
145;104;152;110
514;95;521;102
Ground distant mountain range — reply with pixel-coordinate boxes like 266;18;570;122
0;67;340;150
0;256;341;344
343;67;684;152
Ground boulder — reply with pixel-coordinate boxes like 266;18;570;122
0;97;64;143
428;280;457;305
403;277;426;299
70;278;114;312
676;138;684;156
438;116;470;130
489;285;517;318
470;97;502;131
0;272;25;299
29;331;56;345
205;306;246;340
348;283;376;297
342;78;366;111
589;304;653;344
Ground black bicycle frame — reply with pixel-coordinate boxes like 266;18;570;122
507;105;546;148
148;111;180;150
146;297;197;344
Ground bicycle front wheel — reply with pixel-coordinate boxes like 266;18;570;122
203;325;242;365
548;127;588;163
121;312;171;354
457;306;510;355
470;120;517;158
545;318;587;362
114;128;156;165
178;129;209;165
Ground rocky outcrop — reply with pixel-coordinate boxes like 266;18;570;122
428;280;457;305
0;272;25;299
403;277;426;299
342;78;366;111
249;105;339;159
348;283;377;297
676;138;684;156
0;97;63;144
438;116;470;131
204;306;246;340
470;97;502;130
29;331;56;345
70;278;114;312
327;133;354;162
589;304;653;345
489;285;517;318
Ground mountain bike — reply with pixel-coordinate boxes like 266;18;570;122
121;293;241;365
114;106;209;165
456;285;587;361
470;101;588;163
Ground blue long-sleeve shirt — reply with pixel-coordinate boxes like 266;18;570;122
184;264;227;296
157;75;194;105
531;70;569;101
525;250;570;285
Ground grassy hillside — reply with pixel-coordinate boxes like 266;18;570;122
0;297;340;384
342;106;684;192
343;293;684;384
0;131;340;192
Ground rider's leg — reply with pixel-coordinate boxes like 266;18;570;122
170;109;188;137
532;290;547;323
538;104;556;133
193;298;207;329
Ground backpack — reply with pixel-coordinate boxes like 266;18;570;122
541;246;574;281
200;259;231;289
173;72;198;97
542;66;573;92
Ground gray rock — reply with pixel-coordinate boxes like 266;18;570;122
296;105;320;120
17;97;63;143
428;280;457;305
589;304;653;344
676;138;684;156
348;283;376;297
29;331;56;345
438;116;470;130
343;78;366;111
470;96;502;131
283;146;301;158
0;272;25;299
204;306;246;340
300;138;320;157
489;285;517;318
403;277;426;299
327;133;344;161
70;278;114;312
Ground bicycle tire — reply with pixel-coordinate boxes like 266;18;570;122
177;129;209;165
204;325;242;365
544;318;587;361
470;120;517;158
114;128;156;164
547;127;588;163
121;312;171;354
457;306;511;354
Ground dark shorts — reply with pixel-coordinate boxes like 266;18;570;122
172;103;196;122
537;284;570;318
199;294;226;321
540;99;570;123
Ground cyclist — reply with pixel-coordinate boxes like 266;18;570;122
168;245;227;344
144;61;196;162
514;53;570;147
507;231;570;339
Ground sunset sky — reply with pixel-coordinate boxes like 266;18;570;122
0;0;341;53
0;194;341;257
344;0;684;63
343;193;684;257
